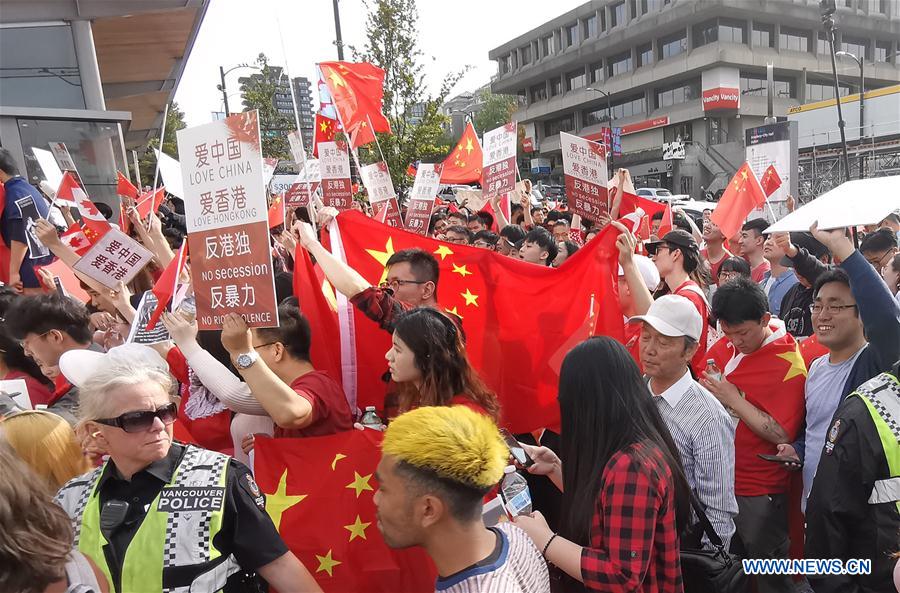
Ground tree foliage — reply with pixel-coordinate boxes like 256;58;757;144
240;53;293;160
472;90;519;136
350;0;467;198
134;101;186;188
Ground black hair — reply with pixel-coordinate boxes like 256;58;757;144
651;211;664;222
511;203;524;215
274;271;294;305
666;240;703;275
741;217;768;236
711;276;770;325
0;328;51;386
161;226;184;250
524;227;558;265
530;206;544;215
446;211;468;224
444;225;473;243
718;256;751;280
499;224;526;244
0;286;20;318
859;227;898;254
0;148;20;176
393;460;489;522
558;240;579;260
201;329;240;377
94;202;113;220
5;294;92;344
294;207;312;224
428;212;448;234
672;211;692;234
255;301;312;361
472;230;499;247
386;248;440;286
557;337;691;550
813;267;852;301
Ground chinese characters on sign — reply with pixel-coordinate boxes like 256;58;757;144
360;161;402;228
73;229;154;289
561;132;609;223
481;123;518;199
318;141;353;210
406;163;443;235
177;110;279;329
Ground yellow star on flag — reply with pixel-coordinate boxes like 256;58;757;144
777;347;808;382
315;550;342;577
344;515;372;542
366;237;395;285
452;263;472;277
346;471;374;497
445;306;463;319
328;70;346;87
460;288;479;307
265;470;307;530
741;168;748;180
331;453;347;470
465;138;474;154
320;120;329;133
434;245;454;260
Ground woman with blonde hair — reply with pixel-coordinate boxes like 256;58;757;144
0;409;91;490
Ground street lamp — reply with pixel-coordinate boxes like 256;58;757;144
217;63;261;117
586;87;615;175
835;50;865;178
820;0;852;182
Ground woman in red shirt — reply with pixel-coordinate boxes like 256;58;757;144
385;307;499;421
514;337;691;592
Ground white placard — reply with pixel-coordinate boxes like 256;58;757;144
73;229;154;289
0;379;31;411
155;149;185;199
32;147;64;189
359;161;396;203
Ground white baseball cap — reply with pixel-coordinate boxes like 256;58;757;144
59;344;169;388
618;254;661;292
628;295;703;341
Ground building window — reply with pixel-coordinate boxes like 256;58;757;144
693;19;718;47
740;73;796;97
530;83;547;102
752;23;774;48
630;0;637;18
544;114;575;136
779;27;809;52
664;122;693;143
655;79;700;108
637;42;653;67
639;0;649;15
817;32;830;55
550;78;563;97
610;1;626;27
718;18;745;43
0;24;85;109
841;35;868;60
583;94;646;125
590;62;604;83
875;40;892;62
805;82;851;102
564;23;578;47
566;69;586;91
499;55;511;74
607;51;633;77
583;15;598;38
540;35;555;58
875;0;888;13
521;45;532;65
659;30;688;59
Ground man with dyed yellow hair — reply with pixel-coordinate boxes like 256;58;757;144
375;406;550;593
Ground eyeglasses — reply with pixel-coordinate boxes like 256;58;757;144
810;303;858;315
379;279;427;291
473;241;493;248
865;249;894;269
94;402;178;433
21;330;54;351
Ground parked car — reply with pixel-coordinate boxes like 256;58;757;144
673;199;719;227
635;187;674;202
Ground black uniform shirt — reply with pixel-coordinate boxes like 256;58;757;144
96;442;288;593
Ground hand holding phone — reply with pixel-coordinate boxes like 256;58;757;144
499;428;534;468
757;453;802;469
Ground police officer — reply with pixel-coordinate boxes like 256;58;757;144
805;369;900;593
53;345;321;593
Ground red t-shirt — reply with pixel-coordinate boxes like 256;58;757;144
275;370;353;438
702;248;732;285
673;280;709;375
6;370;54;407
751;260;771;283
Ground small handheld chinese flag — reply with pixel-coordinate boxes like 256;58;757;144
136;187;166;219
312;113;338;158
319;61;391;149
760;164;782;197
145;242;188;331
268;194;285;229
710;162;767;239
116;171;139;200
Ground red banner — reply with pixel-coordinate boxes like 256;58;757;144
702;87;740;111
621;116;669;135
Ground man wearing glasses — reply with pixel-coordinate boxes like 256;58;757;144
859;227;898;273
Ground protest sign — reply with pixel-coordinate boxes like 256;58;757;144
49;141;77;172
406;163;443;235
14;196;51;260
177;110;279;330
127;292;172;345
455;188;487;212
360;161;402;227
73;228;153;289
481;122;517;199
155;149;185;199
31;147;64;190
318;141;353;210
561;131;609;223
0;379;31;411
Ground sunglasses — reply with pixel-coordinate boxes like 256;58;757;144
95;402;178;433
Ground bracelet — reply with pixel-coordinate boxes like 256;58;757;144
542;533;558;558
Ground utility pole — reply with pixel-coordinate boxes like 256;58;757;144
333;0;344;60
219;66;230;117
820;0;851;182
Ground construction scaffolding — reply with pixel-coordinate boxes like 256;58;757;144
798;135;900;204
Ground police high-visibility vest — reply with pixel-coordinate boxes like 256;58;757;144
55;445;241;593
851;373;900;514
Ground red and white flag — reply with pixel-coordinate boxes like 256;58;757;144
146;242;188;331
59;223;91;256
73;189;113;244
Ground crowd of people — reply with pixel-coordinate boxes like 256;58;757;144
1;142;899;593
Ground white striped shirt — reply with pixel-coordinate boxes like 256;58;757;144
649;370;738;548
435;522;550;593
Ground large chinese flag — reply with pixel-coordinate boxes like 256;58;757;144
293;245;342;385
313;113;339;158
710;162;767;239
440;122;483;184
326;210;624;433
319;62;391;149
254;431;436;592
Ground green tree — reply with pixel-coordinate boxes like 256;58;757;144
134;101;186;187
351;0;467;198
240;52;293;160
471;90;519;136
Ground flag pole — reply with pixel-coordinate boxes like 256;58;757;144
152;102;169;194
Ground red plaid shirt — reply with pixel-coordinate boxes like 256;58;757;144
580;441;683;592
349;286;463;335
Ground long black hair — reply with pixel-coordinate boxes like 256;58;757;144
0;328;51;387
557;337;691;547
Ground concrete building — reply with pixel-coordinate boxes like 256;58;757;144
238;68;315;152
442;82;493;140
489;0;900;197
0;0;208;207
292;76;315;149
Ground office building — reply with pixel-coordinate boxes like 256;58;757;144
238;68;315;154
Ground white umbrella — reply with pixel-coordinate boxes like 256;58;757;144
765;176;900;233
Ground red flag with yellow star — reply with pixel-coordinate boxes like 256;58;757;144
710;162;767;239
760;164;783;197
327;210;624;433
254;430;436;592
313;113;338;158
268;193;285;229
319;62;391;149
440;122;483;184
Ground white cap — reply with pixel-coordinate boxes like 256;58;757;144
59;344;169;388
619;254;661;292
628;295;703;341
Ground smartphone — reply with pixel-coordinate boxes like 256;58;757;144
499;428;534;468
757;453;800;466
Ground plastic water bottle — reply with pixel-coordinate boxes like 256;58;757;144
705;359;722;382
359;406;383;429
500;465;533;517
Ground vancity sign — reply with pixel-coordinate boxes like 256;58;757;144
701;67;740;112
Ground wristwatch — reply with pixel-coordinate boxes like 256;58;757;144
234;350;259;370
